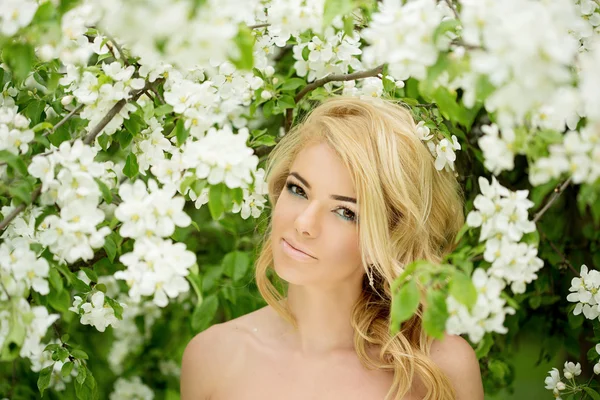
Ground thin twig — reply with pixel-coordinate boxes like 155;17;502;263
0;186;42;231
0;79;163;232
150;85;165;104
532;177;572;224
83;80;160;145
538;228;580;277
43;104;84;137
104;33;128;66
248;23;270;29
284;64;385;132
444;0;461;20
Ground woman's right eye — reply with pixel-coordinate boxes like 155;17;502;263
286;182;306;198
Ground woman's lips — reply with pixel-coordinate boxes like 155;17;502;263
281;238;317;261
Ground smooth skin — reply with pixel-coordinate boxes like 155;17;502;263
181;142;484;399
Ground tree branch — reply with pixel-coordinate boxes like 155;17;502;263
83;79;161;145
43;104;84;137
0;79;163;233
248;23;270;29
284;64;385;132
532;177;572;224
538;227;580;277
443;0;461;21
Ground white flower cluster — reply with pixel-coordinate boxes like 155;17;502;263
544;361;582;398
59;62;144;138
415;121;462;172
466;176;542;294
113;179;196;308
529;124;600;186
446;268;515;343
0;298;60;375
0;105;34;155
0;236;49;295
231;168;269;219
574;0;600;52
459;0;585;129
181;125;259;189
90;0;258;70
0;0;38;36
361;0;450;82
293;27;362;83
27;140;111;263
115;237;195;308
109;376;154;400
69;291;123;332
133;116;175;176
262;0;324;47
477;124;516;176
579;41;600;122
567;264;600;320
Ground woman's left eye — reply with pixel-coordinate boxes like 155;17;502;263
336;207;357;222
287;181;357;223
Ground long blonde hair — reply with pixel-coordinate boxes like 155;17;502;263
254;96;465;399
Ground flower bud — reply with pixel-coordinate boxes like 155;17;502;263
272;77;278;84
556;382;566;391
261;90;272;100
61;95;73;106
594;363;600;375
564;371;573;380
264;66;275;77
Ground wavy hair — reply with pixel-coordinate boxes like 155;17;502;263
254;95;465;399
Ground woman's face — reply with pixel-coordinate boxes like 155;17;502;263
271;141;365;287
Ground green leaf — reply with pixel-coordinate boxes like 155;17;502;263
449;271;477;309
208;183;225;220
32;122;53;133
231;25;255;71
281;78;305;91
81;268;97;283
323;0;355;30
75;366;98;400
48;267;63;291
474;333;494;359
94;178;112;204
391;279;421;331
433;19;460;46
105;296;123;320
175;118;189;146
154;104;174;116
222;251;250;281
71;349;89;360
0;150;27;176
9;179;34;205
47;288;71;313
583;387;600;400
123;153;139;180
23;100;45;126
278;95;295;109
37;364;54;396
422;290;449;340
61;361;74;378
103;234;117;263
2;42;35;83
191;294;219;332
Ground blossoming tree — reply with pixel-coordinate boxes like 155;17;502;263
0;0;599;399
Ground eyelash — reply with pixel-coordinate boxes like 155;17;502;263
285;181;358;223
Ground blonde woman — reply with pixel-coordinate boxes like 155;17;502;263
181;96;484;400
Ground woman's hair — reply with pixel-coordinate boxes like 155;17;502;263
254;95;465;400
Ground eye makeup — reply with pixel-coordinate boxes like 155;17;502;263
285;179;359;223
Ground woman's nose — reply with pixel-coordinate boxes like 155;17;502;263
294;201;322;238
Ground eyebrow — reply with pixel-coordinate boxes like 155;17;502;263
288;172;357;204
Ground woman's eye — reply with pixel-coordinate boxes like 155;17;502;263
337;208;357;222
286;182;306;197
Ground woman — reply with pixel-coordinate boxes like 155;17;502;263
181;96;484;399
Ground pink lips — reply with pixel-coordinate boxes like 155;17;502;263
282;238;317;261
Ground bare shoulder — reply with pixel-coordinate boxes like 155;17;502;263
180;308;267;400
429;333;484;400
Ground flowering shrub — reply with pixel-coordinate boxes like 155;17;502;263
0;0;599;398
